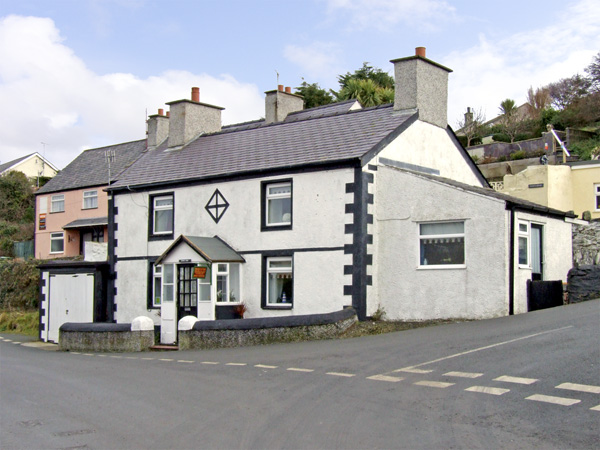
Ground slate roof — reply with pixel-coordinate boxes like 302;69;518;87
37;140;147;194
63;216;109;229
155;235;245;265
111;104;416;190
0;153;32;173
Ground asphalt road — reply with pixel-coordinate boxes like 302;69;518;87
1;300;599;449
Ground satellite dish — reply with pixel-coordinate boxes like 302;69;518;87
540;155;548;165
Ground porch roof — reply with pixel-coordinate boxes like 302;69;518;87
154;235;245;265
63;216;109;229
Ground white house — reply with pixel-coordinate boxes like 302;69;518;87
96;48;574;345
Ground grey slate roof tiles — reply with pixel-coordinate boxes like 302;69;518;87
111;104;415;189
37;140;147;194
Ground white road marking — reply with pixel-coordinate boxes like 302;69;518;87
82;353;95;356
444;371;483;378
326;372;355;377
395;368;434;374
177;360;194;364
141;357;155;360
367;374;404;382
255;364;278;369
556;382;600;394
494;375;538;385
590;405;600;411
287;367;314;372
201;361;219;365
124;356;138;360
394;326;572;372
109;355;122;359
414;380;455;388
526;394;581;406
71;352;81;355
226;363;247;366
4;339;12;342
98;354;107;357
12;341;21;344
159;358;174;362
465;386;510;396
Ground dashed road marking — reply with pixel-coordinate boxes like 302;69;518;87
395;367;434;374
444;371;483;378
526;394;581;406
124;356;138;360
287;367;314;372
12;341;21;344
414;380;454;388
177;360;194;364
465;386;510;396
141;357;155;360
367;374;404;382
109;355;122;359
590;405;600;411
226;363;247;366
82;353;95;356
556;382;600;394
494;375;538;385
255;364;278;369
201;361;219;365
327;372;355;377
4;339;12;342
159;358;174;362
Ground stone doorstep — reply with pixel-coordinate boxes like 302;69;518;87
150;344;180;351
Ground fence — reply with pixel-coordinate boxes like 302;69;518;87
13;240;34;260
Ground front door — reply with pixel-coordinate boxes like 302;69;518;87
531;224;543;281
177;265;198;319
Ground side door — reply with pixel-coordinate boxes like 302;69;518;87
177;265;198;319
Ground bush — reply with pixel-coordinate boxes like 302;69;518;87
569;136;600;160
0;259;40;310
510;150;526;160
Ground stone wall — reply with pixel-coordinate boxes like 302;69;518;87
572;221;600;266
179;308;357;350
59;322;154;352
567;266;600;303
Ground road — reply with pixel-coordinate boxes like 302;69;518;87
1;300;599;449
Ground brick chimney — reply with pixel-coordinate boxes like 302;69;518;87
166;87;224;148
265;85;304;124
147;108;169;150
390;47;453;128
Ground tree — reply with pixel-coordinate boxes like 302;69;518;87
337;62;395;90
456;107;486;147
294;81;333;109
498;99;525;143
525;86;550;121
547;74;592;110
332;62;395;106
585;51;600;92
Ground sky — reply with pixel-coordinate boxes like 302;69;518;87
0;0;598;169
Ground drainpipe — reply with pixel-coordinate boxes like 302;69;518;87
508;205;515;315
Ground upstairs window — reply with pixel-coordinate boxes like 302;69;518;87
419;221;465;268
150;193;174;238
262;180;292;230
51;194;64;213
83;190;98;209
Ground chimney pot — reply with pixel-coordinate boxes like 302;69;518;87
415;47;426;58
166;111;170;118
285;86;291;94
191;87;200;102
158;108;164;116
278;84;284;92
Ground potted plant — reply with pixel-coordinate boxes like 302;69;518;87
233;301;247;319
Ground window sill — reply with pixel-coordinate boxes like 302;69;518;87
417;264;466;270
82;206;98;210
50;211;64;214
262;304;293;310
49;251;64;254
261;224;292;232
149;233;174;241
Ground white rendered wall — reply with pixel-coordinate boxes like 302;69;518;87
374;166;508;320
512;210;572;314
114;168;354;323
377;120;484;187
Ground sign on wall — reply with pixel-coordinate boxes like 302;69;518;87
193;264;211;280
39;214;46;230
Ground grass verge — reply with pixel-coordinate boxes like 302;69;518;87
340;319;461;338
0;309;39;336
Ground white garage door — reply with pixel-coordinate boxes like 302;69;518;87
47;273;94;343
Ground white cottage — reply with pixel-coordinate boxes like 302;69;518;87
103;48;573;345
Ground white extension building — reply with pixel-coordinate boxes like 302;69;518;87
84;48;576;345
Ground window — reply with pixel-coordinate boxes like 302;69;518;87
162;264;174;302
265;257;293;307
152;265;162;307
419;221;465;267
51;194;64;213
150;193;174;237
216;263;240;303
518;221;529;267
262;180;292;229
50;232;64;253
595;184;600;211
83;190;98;209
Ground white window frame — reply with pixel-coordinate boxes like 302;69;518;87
595;183;600;211
265;182;292;227
152;194;174;235
162;264;174;302
152;265;162;307
82;190;98;209
50;232;64;254
51;194;65;213
418;221;466;269
266;256;293;306
215;263;241;304
518;221;530;268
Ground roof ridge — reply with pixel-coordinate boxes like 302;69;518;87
81;138;147;153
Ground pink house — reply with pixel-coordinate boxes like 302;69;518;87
35;140;146;260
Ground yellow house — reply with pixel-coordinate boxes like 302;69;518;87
0;152;59;182
501;160;600;220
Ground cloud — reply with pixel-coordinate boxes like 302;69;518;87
284;41;344;85
443;0;600;127
0;15;264;169
324;0;457;32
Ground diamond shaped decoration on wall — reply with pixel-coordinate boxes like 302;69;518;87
205;189;229;223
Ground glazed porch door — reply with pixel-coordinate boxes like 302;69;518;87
177;265;198;319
